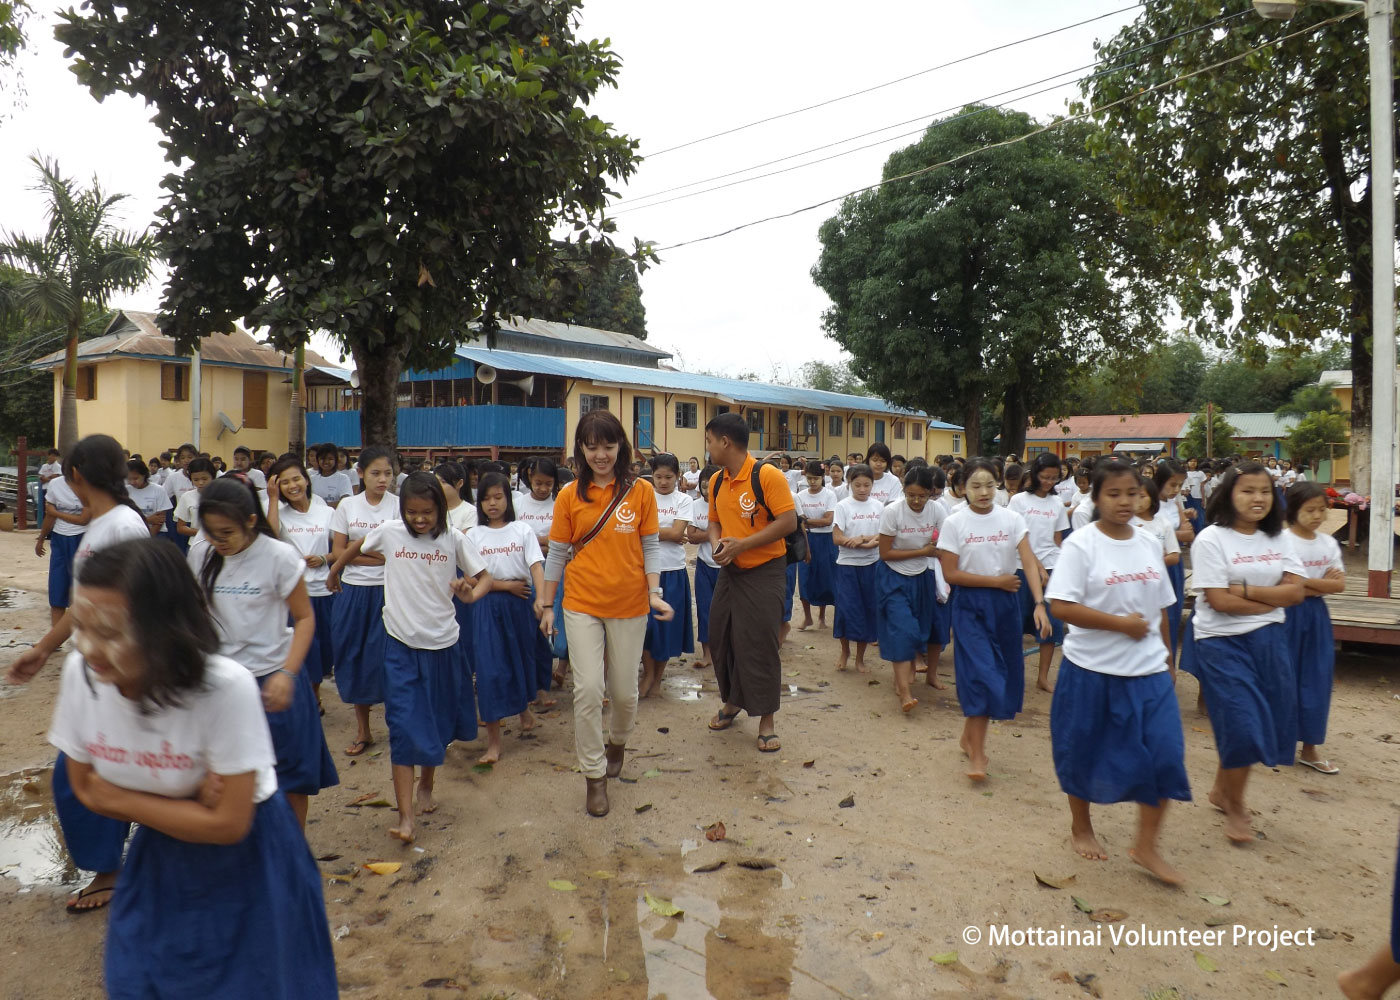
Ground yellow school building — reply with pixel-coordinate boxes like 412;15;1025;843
304;317;965;464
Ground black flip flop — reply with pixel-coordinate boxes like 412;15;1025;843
344;738;375;757
757;733;781;753
708;708;741;731
66;885;114;914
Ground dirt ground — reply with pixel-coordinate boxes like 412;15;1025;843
0;526;1396;1000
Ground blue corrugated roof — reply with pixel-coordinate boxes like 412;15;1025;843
451;345;960;427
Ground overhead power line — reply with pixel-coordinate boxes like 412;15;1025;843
641;2;1147;158
615;9;1249;214
652;10;1361;254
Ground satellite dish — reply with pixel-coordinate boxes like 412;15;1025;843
349;370;361;389
216;411;244;440
475;365;497;386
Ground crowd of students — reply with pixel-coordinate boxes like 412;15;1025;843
8;429;1399;1000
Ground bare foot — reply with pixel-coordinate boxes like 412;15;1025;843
835;654;849;672
967;753;988;782
389;818;416;844
926;672;947;690
532;694;558;709
798;618;814;631
519;710;537;732
1224;811;1255;844
694;659;710;670
1037;678;1053;693
1338;967;1398;1000
1071;829;1107;861
900;696;918;713
854;659;870;674
478;749;500;765
415;785;438;815
1129;846;1184;885
1207;789;1226;813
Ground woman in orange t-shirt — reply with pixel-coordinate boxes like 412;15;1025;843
541;412;672;818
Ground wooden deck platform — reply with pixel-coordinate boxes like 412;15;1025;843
1324;592;1400;645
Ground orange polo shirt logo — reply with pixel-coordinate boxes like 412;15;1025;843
614;501;638;532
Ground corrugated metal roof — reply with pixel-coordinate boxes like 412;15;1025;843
1317;369;1352;388
488;316;671;359
1028;413;1194;441
1222;412;1297;439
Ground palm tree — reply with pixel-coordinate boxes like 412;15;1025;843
0;156;158;453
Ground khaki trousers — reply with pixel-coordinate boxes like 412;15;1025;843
563;609;646;779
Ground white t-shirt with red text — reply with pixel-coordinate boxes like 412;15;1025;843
361;521;487;650
937;505;1028;577
1191;524;1306;638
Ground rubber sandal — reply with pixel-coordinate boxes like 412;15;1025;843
757;733;781;753
708;708;741;731
66;885;114;914
344;738;375;757
1298;758;1339;774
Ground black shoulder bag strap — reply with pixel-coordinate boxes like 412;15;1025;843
575;478;634;552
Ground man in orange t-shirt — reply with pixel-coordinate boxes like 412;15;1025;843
704;412;798;754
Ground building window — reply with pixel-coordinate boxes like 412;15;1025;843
828;414;842;437
894;420;905;440
912;423;923;441
802;414;820;438
952;433;963;454
851;417;866;437
747;409;764;432
243;371;268;429
160;363;188;401
75;366;97;401
1027;445;1048;456
579;393;609;413
675;402;698;429
715;405;730;415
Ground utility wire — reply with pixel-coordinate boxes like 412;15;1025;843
642;2;1147;158
615;9;1249;213
653;11;1361;253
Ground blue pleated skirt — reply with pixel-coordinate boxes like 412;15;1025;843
1165;560;1185;662
384;636;476;767
47;532;81;608
833;563;879;642
302;593;337;687
695;560;719;644
1286;595;1335;745
645;568;695;660
781;562;799;623
331;583;386;705
799;531;837;607
256;670;338;795
470;591;536;723
928;579;952;648
52;752;129;873
1016;569;1063;646
1050;659;1191;805
950;586;1024;720
105;792;337;1000
1190;623;1297;768
876;563;932;662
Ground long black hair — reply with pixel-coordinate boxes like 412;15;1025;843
526;457;559;497
399;471;448;538
433;461;471;503
1284;480;1330;524
1023;452;1061;494
1204;460;1284;536
77;538;219;709
902;465;936;491
65;435;141;515
573;410;633;502
1153;457;1186;492
196;477;276;597
475;471;518;525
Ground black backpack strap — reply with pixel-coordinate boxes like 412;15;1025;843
750;462;773;526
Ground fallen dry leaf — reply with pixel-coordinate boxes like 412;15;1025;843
363;862;401;876
587;870;615;880
839;794;855;809
930;951;958;965
690;860;726;874
1194;951;1219;972
547;879;577;892
704;821;727;842
644;891;683;918
736;857;776;870
1089;908;1127;923
802;760;816;768
1034;871;1076;890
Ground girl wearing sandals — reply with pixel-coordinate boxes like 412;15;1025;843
686;465;721;672
329;446;398;757
516;458;562;708
540;411;671;818
1283;481;1346;776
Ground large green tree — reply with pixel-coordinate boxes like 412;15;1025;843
56;0;644;447
1075;336;1209;414
0;157;157;453
1179;407;1240;460
1082;1;1395;495
812;106;1166;455
527;245;647;339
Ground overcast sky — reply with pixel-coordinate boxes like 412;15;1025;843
0;0;1145;378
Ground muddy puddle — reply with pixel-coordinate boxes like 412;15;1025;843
0;766;81;889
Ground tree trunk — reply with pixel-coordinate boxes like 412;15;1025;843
962;390;982;460
289;341;306;457
352;335;407;450
1348;292;1372;493
1000;384;1029;460
57;319;80;454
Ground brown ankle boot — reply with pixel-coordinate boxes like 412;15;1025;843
604;743;626;779
585;777;609;817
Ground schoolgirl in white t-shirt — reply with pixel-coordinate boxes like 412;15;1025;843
189;477;337;828
642;456;695;699
329;471;490;844
875;468;945;713
1009;456;1073;692
1182;462;1305;845
937;459;1048;783
1044;457;1188;885
38;475;88;617
125;460;171;537
794;463;838;630
47;538;337;996
832;465;884;672
266;457;339;701
686;466;721;670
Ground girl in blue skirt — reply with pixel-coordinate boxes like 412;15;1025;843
921;466;953;691
832;465;883;673
1008;453;1070;694
192;478;338;830
329;446;398;756
795;461;838;631
937;458;1050;782
36;474;88;626
435;461;481;713
686;465;721;671
517;458;562;706
266;457;337;710
49;540;337;998
1152;459;1194;666
329;473;491;843
641;455;694;698
1187;461;1304;844
1284;481;1346;775
1045;459;1189;885
470;473;545;763
877;466;943;713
